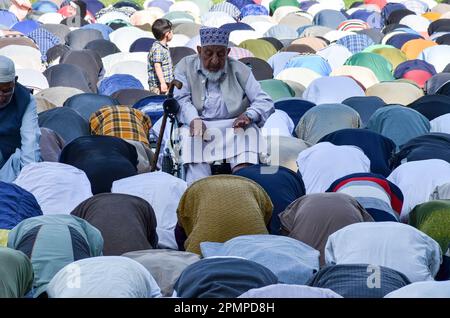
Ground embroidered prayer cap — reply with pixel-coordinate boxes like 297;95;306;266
199;27;230;47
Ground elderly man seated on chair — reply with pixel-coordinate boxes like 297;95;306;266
174;27;274;184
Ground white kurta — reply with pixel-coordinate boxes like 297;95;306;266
296;142;371;194
239;284;343;298
384;281;450;298
46;256;161;298
13;162;93;215
111;171;187;250
387;159;450;222
325;222;442;283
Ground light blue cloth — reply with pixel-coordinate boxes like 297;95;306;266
0;9;18;28
175;58;274;126
313;9;347;29
200;234;320;285
283;55;332;76
263;25;298;40
302;76;365;105
267;52;299;77
366;105;431;148
7;214;104;297
0;96;41;183
97;74;144;96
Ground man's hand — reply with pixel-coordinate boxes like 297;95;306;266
160;82;168;94
189;118;206;137
232;113;252;131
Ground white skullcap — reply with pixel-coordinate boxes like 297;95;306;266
0;56;16;83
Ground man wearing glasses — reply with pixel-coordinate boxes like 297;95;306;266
0;56;40;182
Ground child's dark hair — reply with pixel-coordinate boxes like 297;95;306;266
152;19;173;41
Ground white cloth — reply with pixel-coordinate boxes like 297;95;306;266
170;34;190;47
325;222;442;283
403;0;429;14
46;256;162;298
38;12;64;24
297;142;371;194
323;30;355;42
430;113;450;134
107;60;149;90
422;0;438;9
387;159;450;222
16;69;49;93
185;34;201;50
248;21;276;35
238;284;343;298
180;119;266;164
13;162;93;215
384;281;450;298
169;1;200;19
317;0;345;10
111;171;187;250
330;65;379;90
273;6;300;23
317;44;353;71
109;27;153;53
96;11;131;24
35;87;84;110
430;182;450;200
241;15;273;25
275;68;321;88
102;53;148;73
262;110;294;137
419;45;450;73
0;45;43;72
336;184;392;207
229;30;260;45
302;76;365;105
201;12;235;28
399;15;430;33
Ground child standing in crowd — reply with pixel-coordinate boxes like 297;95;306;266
148;18;174;95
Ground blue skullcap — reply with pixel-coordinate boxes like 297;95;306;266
199;27;230;47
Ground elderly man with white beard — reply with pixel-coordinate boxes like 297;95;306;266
173;27;275;184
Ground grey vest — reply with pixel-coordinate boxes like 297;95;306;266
176;55;252;117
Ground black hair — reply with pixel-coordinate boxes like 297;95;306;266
71;0;87;18
152;18;172;41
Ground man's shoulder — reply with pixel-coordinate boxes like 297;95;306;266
226;58;252;82
227;58;251;73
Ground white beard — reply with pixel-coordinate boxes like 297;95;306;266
200;61;227;83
